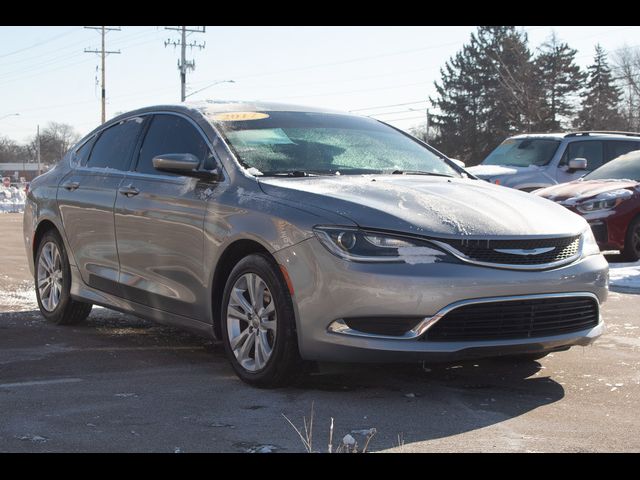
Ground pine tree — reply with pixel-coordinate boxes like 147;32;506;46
535;32;585;131
430;26;539;165
574;45;625;130
429;38;486;163
475;26;541;137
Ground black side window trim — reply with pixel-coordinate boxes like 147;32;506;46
72;135;97;168
560;140;604;171
604;139;640;163
83;117;148;172
130;112;222;176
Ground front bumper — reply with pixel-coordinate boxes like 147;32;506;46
274;237;609;362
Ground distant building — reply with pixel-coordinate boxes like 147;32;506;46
0;162;49;181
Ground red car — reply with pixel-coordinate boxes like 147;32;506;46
535;150;640;260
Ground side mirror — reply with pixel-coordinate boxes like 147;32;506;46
568;158;588;171
152;153;220;181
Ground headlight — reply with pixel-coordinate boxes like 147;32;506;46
581;227;601;257
576;189;632;213
313;226;448;263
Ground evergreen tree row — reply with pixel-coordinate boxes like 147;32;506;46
428;26;624;165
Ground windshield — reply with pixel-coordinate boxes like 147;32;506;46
209;111;459;177
483;138;561;167
583;150;640;181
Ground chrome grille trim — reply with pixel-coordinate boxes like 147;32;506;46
326;292;601;341
430;236;582;270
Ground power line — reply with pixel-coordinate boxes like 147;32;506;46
84;26;121;124
0;28;162;87
276;81;431;100
377;115;428;123
164;26;206;102
0;28;77;59
349;101;428;113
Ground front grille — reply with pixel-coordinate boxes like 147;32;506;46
440;236;580;266
426;296;599;341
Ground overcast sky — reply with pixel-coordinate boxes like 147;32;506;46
0;26;637;143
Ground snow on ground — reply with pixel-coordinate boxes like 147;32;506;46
608;260;640;291
0;281;38;311
0;186;26;213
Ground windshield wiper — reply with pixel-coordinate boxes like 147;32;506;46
390;170;455;178
261;170;334;177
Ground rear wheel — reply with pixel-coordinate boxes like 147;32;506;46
221;253;301;387
622;216;640;262
35;230;92;325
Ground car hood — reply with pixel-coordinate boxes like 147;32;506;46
534;179;640;203
258;175;587;238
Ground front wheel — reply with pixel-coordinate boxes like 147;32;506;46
221;253;301;387
35;230;92;325
622;216;640;262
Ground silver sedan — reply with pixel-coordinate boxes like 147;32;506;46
23;101;608;387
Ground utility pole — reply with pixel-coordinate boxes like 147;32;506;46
36;124;41;176
84;26;121;124
165;26;206;102
425;108;430;143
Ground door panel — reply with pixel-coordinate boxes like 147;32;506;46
57;118;144;293
113;113;213;320
114;173;209;318
58;170;125;291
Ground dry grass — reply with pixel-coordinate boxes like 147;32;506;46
282;402;377;453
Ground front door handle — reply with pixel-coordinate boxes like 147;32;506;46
62;181;80;191
118;184;140;197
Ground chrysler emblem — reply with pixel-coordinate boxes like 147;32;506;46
494;247;555;256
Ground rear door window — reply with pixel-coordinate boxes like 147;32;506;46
135;114;210;175
605;140;640;163
562;141;604;170
86;117;145;171
75;137;96;167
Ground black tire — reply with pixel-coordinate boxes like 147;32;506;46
34;229;92;325
220;253;301;388
622;216;640;262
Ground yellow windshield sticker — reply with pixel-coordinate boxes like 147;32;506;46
211;112;270;121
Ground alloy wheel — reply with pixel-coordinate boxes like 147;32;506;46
226;272;277;372
37;241;63;312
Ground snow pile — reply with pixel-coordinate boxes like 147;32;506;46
608;260;640;291
0;185;26;213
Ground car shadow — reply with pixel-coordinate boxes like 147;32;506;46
285;358;564;448
1;307;565;451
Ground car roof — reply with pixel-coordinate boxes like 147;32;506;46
108;100;345;123
82;100;351;141
509;131;640;141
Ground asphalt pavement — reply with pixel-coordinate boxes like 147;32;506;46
1;213;638;452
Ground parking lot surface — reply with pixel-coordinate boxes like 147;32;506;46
1;213;638;452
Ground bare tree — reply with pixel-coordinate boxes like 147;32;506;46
0;136;29;163
613;44;640;131
27;122;81;164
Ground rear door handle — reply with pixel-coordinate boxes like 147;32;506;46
62;181;80;191
118;184;140;197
